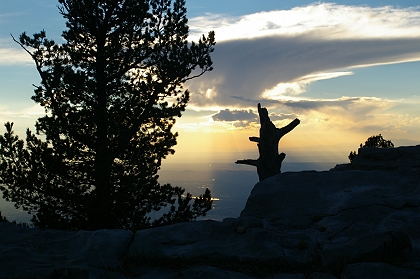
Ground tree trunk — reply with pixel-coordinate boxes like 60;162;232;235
236;103;300;181
90;34;116;230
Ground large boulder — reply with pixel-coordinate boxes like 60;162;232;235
127;166;420;278
240;168;420;245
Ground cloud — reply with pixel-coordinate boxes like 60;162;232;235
0;104;44;136
282;96;388;110
186;3;420;110
212;109;257;122
276;96;393;123
0;37;32;66
0;104;44;118
0;47;33;66
189;3;420;41
210;108;262;129
284;97;397;137
262;72;354;100
269;112;299;121
183;108;299;131
186;35;420;109
215;96;394;131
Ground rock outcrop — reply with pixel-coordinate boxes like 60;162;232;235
1;145;420;278
338;144;420;171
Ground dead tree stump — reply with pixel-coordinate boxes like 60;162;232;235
236;103;300;181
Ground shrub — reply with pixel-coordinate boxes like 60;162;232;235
348;134;394;162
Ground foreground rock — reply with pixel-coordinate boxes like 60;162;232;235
0;223;133;278
2;145;420;278
339;144;420;171
241;168;420;248
341;262;420;279
128;167;420;278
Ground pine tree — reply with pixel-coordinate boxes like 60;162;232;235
0;0;215;231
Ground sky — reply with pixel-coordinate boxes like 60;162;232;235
1;0;420;168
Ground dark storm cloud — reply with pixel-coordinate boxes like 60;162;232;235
212;109;258;122
186;35;420;110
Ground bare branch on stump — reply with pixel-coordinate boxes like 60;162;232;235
235;103;300;181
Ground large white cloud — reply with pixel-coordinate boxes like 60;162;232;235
189;3;420;41
186;3;420;113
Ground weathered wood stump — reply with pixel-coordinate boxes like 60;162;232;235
236;103;300;181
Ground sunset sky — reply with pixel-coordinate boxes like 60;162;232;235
1;1;420;168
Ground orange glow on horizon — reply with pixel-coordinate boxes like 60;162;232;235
164;124;365;166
